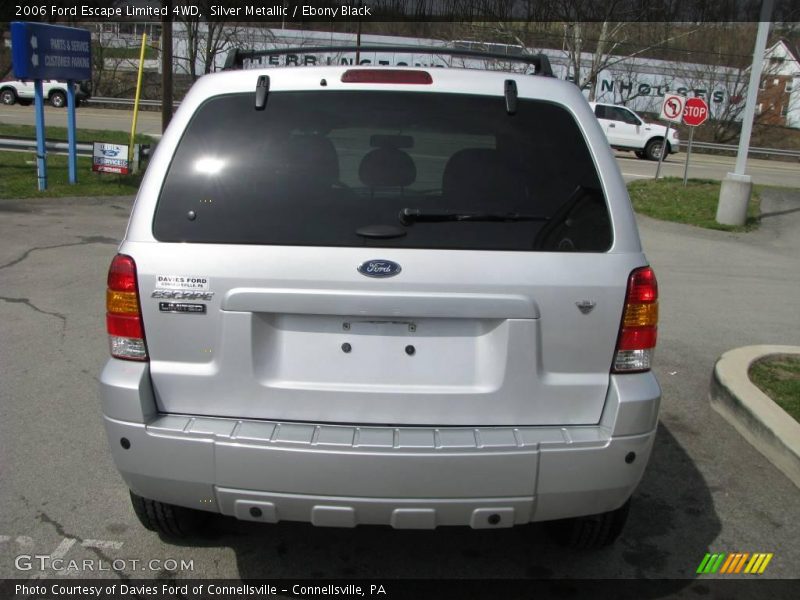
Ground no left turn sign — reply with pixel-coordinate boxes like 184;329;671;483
660;93;686;124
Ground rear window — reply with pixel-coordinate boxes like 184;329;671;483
154;91;612;252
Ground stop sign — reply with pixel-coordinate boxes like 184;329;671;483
683;97;709;126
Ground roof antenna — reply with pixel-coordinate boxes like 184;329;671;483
534;54;554;77
504;79;517;115
255;75;270;111
223;48;242;70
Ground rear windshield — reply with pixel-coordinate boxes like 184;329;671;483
154;91;612;252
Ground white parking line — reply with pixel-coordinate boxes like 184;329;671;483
82;539;124;550
16;536;34;549
51;538;77;559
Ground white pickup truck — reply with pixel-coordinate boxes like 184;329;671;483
0;78;90;108
590;102;680;161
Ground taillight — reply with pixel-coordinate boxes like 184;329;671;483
106;254;148;361
341;69;433;84
613;266;658;373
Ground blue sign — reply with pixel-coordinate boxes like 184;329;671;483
11;22;91;81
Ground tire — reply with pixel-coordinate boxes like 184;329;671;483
49;91;66;108
0;88;17;106
645;138;666;161
547;498;631;549
129;491;207;537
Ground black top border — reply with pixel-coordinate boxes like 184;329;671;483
2;0;799;23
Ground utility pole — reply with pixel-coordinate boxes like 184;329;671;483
716;0;773;226
161;1;174;133
355;14;362;64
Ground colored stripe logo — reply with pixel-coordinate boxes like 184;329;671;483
697;552;773;574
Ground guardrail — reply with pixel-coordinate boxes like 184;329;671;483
86;96;179;108
0;136;93;156
78;98;795;160
689;141;800;159
2;133;798;162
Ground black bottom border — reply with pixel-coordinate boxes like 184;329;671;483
2;578;799;600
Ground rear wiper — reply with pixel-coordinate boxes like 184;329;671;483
399;208;549;225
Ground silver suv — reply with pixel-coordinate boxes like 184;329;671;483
101;48;660;548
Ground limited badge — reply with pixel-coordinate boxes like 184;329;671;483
158;302;207;314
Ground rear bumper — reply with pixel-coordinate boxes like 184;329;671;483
100;360;660;528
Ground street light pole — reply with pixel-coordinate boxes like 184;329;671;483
715;0;773;226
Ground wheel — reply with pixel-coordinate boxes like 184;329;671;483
635;150;646;159
129;491;207;537
0;88;17;105
49;91;66;108
547;498;631;549
645;139;666;161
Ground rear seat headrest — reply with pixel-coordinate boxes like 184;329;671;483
359;147;416;188
285;134;340;184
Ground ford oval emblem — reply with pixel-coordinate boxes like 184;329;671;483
358;259;402;278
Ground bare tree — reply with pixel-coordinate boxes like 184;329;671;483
594;58;673;113
560;21;703;101
0;22;11;80
674;52;796;143
175;2;246;79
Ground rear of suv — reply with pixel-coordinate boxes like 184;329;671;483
101;51;660;548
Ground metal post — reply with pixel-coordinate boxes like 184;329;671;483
716;0;773;225
33;79;47;191
682;127;694;186
129;33;147;167
355;15;362;65
733;2;773;176
161;6;174;132
654;122;671;180
66;79;77;184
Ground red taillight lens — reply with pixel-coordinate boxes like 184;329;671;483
617;326;658;351
341;69;433;84
107;313;144;338
613;266;658;373
626;266;658;303
108;255;138;292
106;254;147;361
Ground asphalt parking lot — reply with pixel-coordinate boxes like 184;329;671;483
0;191;799;588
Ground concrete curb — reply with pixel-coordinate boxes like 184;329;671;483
710;345;800;489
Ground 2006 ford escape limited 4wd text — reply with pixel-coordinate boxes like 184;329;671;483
101;46;661;548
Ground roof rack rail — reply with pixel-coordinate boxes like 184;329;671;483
223;45;554;77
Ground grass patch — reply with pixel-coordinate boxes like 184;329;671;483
749;355;800;424
627;177;760;232
0;123;154;146
0;152;142;199
96;45;157;60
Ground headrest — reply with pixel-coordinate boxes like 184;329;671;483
442;148;524;205
285;134;339;184
358;147;416;188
